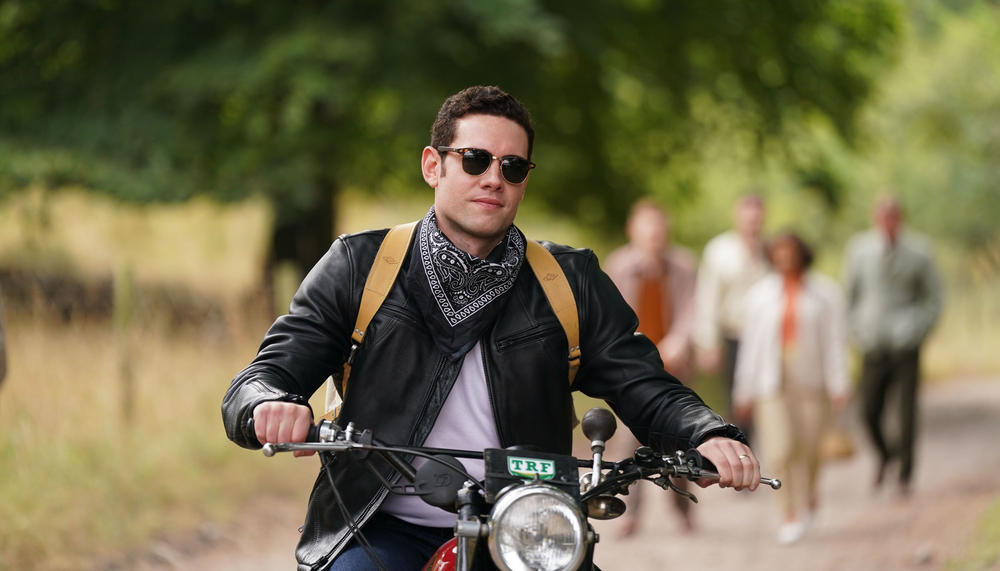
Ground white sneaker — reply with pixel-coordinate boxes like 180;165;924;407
777;521;806;545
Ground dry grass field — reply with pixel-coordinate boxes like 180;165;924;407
0;313;325;569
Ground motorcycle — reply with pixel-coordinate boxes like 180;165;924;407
262;408;780;571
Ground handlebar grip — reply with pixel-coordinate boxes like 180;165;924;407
685;448;781;489
247;417;327;445
306;423;321;443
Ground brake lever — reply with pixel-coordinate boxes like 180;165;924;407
648;473;701;503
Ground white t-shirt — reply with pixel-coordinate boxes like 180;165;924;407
379;341;502;527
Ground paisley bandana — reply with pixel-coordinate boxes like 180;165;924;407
419;207;525;326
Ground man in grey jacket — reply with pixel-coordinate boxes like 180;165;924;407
844;195;942;496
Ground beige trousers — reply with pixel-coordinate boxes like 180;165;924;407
754;386;830;516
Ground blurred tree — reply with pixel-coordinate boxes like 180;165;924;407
863;1;1000;254
781;0;1000;266
0;0;899;283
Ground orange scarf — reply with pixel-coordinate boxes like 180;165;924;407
781;276;801;348
637;275;669;342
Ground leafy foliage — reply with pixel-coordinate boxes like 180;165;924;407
0;0;900;268
864;1;1000;250
770;0;1000;261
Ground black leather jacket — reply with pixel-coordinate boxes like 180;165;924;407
222;226;740;571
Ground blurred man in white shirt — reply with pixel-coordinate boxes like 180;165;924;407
693;194;768;429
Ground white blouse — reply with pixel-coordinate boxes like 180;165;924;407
733;272;849;405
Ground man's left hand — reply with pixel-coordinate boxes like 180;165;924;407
695;436;760;491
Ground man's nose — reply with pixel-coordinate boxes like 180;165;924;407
480;157;504;188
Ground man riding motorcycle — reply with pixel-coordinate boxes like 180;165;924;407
222;85;760;571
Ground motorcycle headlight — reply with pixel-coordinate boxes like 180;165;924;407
487;483;587;571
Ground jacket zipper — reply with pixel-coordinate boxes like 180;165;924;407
494;324;560;352
411;355;454;445
481;343;509;448
377;302;423;329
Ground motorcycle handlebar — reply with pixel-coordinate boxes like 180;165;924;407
257;418;347;456
677;448;782;490
263;419;781;490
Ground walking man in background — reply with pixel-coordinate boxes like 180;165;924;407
604;199;699;535
844;194;942;497
693;194;768;431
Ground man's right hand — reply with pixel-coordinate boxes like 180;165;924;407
252;401;315;457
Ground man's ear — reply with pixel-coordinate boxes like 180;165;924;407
421;146;440;188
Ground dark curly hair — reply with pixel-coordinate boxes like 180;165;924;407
766;231;815;270
431;86;534;159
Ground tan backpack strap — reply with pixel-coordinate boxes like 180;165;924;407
353;221;419;346
525;240;581;385
322;221;418;420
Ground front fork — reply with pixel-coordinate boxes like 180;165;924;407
423;483;492;571
455;484;482;570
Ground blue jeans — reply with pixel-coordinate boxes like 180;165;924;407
330;512;454;570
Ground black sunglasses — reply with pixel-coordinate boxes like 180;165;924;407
436;146;535;184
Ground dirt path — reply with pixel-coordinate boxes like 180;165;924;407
132;378;1000;570
592;378;1000;571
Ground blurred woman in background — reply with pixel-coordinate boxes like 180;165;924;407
733;232;850;545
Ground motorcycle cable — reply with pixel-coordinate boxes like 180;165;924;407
581;464;654;502
579;453;712;504
299;435;486;495
319;451;390;571
314;440;485;571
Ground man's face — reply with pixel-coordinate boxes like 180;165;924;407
734;199;764;237
627;207;669;255
875;203;902;240
422;114;530;257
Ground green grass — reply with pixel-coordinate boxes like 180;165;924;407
947;497;1000;570
923;279;1000;382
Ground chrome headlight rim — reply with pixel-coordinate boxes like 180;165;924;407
487;482;587;571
